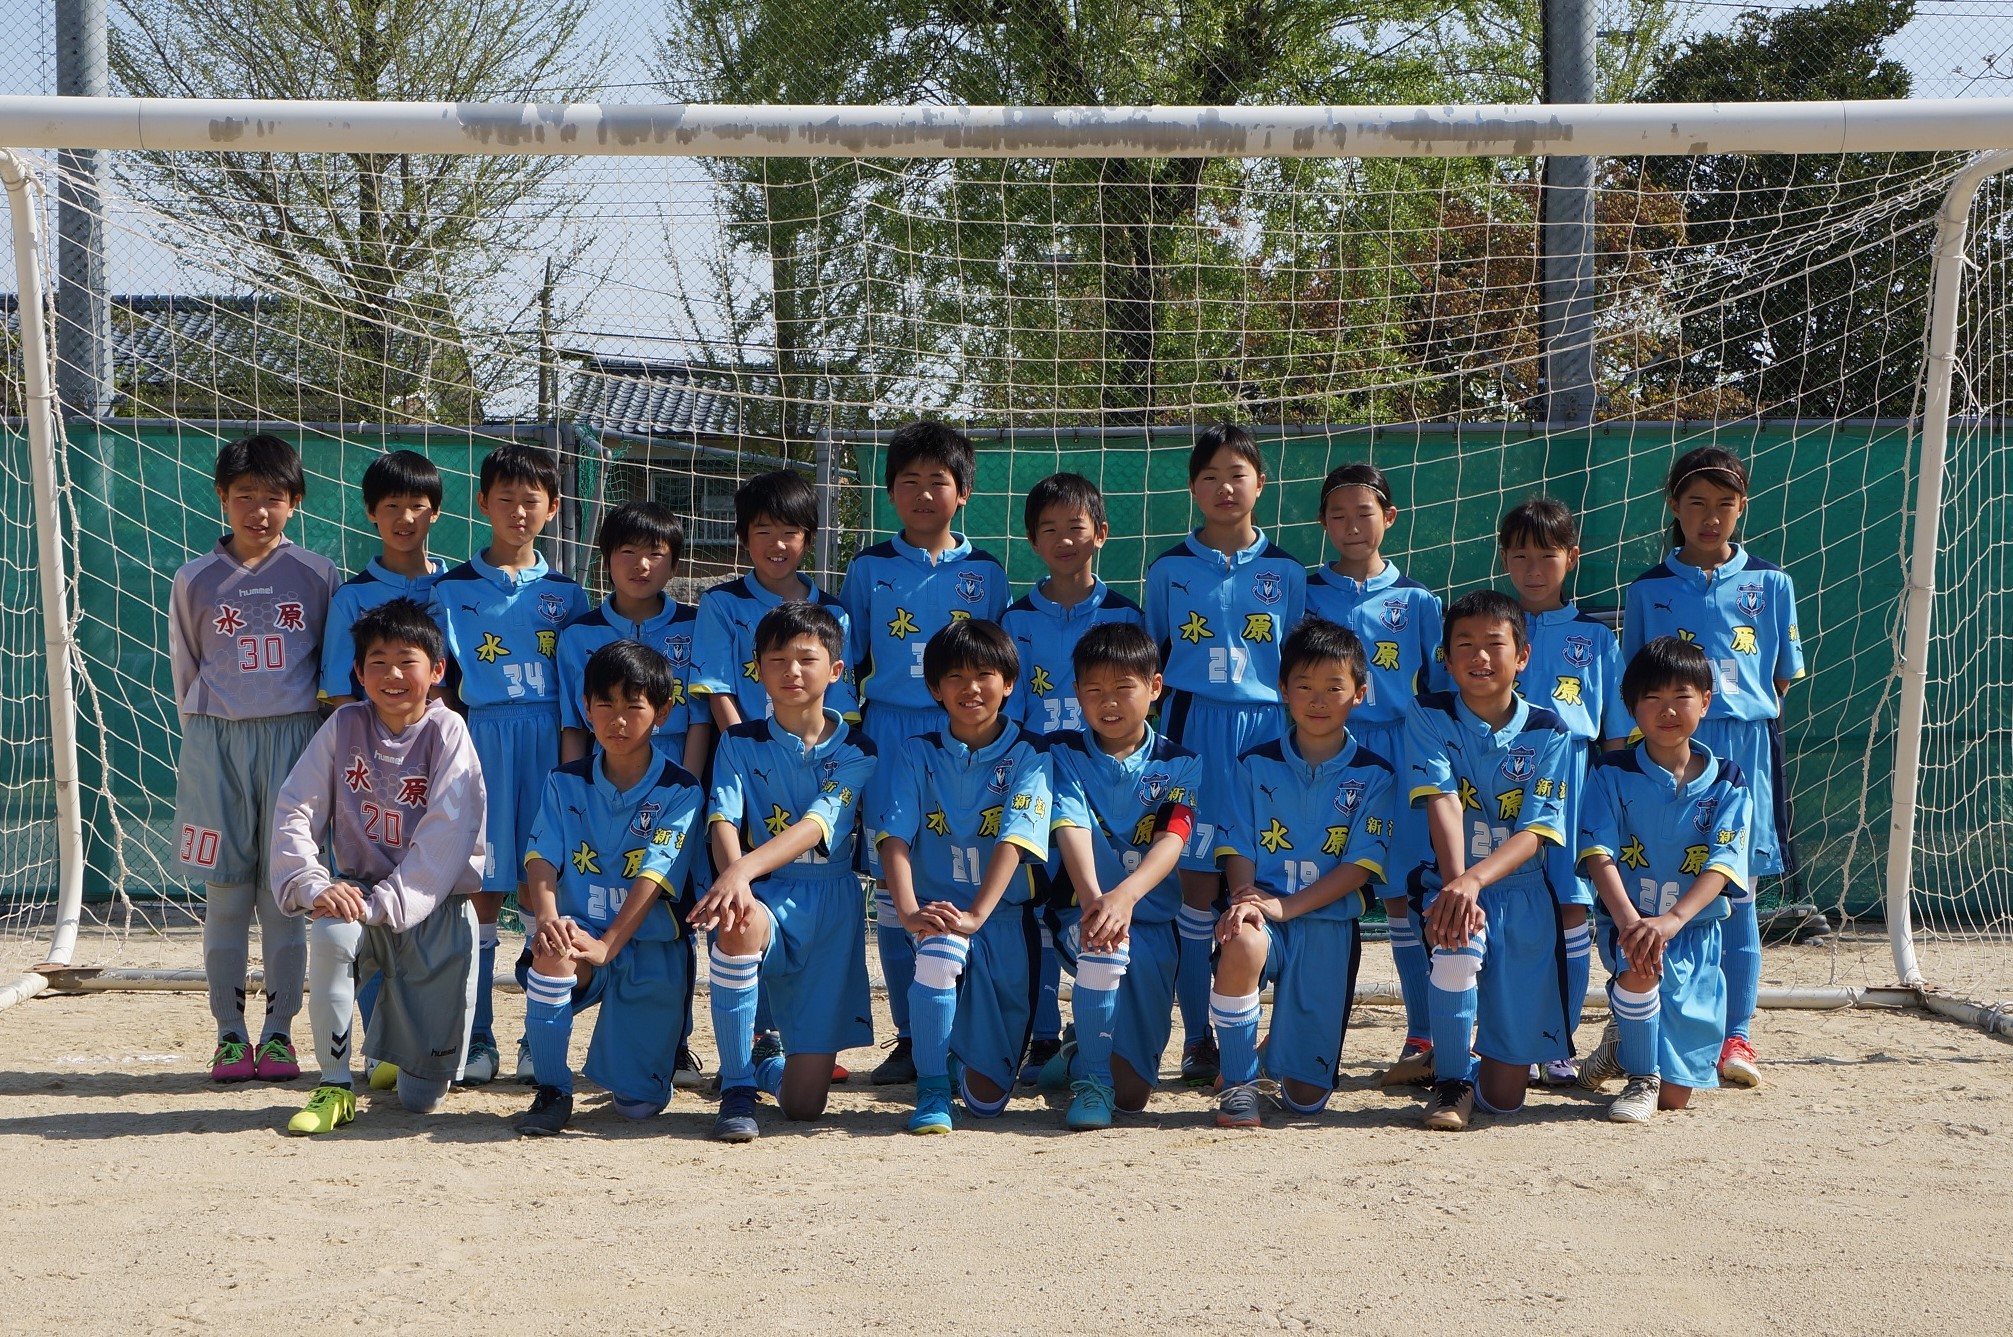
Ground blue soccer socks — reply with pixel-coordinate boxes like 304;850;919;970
1209;989;1262;1088
522;968;578;1096
1176;905;1217;1045
709;946;762;1091
1611;981;1662;1078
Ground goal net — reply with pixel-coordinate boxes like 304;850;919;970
0;103;2008;1024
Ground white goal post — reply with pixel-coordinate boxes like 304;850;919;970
1;96;2011;1034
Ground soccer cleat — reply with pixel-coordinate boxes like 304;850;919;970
210;1034;256;1083
1718;1036;1762;1089
459;1034;500;1086
1179;1036;1220;1087
367;1061;399;1091
712;1085;762;1143
751;1030;785;1065
286;1083;357;1135
1578;1019;1624;1092
870;1036;917;1086
673;1044;707;1091
252;1034;301;1081
1542;1057;1579;1086
515;1038;538;1086
1608;1074;1661;1124
907;1074;954;1134
513;1085;573;1137
1379;1039;1435;1088
1019;1036;1063;1087
1423;1078;1476;1132
1216;1081;1265;1129
1036;1038;1078;1094
1065;1076;1116;1131
830;1061;851;1083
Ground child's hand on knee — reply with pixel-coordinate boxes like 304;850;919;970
311;882;368;921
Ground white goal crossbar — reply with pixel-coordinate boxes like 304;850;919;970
1;97;2011;1036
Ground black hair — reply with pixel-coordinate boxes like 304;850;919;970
1278;616;1368;687
921;617;1019;690
1621;636;1716;711
1498;495;1578;550
1023;472;1107;537
1443;589;1530;656
596;500;684;564
478;442;562;503
360;449;443;511
1318;462;1394;514
1665;446;1750;547
1186;424;1265;483
582;639;675;709
754;600;846;662
885;420;976;496
350;597;444;668
1072;621;1159;683
214;433;305;500
734;469;819;544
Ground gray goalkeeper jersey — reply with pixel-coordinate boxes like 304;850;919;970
170;536;340;720
272;699;489;932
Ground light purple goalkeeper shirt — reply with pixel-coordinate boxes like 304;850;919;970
272;698;489;932
169;536;341;720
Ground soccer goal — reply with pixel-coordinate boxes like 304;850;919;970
1;99;2010;1034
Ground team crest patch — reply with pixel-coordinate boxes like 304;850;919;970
1252;571;1283;606
629;801;661;837
1737;583;1766;617
666;633;692;666
1335;779;1365;814
1138;771;1170;806
1500;745;1535;784
955;570;988;604
989;760;1013;793
1691;796;1719;833
537;592;568;623
1380;599;1407;631
1564;634;1593;668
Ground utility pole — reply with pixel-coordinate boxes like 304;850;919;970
55;0;112;419
1540;0;1598;426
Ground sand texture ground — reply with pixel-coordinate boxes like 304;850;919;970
1;934;2009;1336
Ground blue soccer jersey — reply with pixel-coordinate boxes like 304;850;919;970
707;713;878;880
1145;531;1306;707
523;751;705;941
871;723;1051;910
1001;580;1145;735
1211;730;1396;922
1046;726;1201;926
841;534;1009;715
1578;743;1754;922
1302;562;1446;730
427;553;589;710
319;557;448;698
1404;691;1576;889
690;575;858;723
1622;546;1805;721
1521;604;1628;744
556;596;700;754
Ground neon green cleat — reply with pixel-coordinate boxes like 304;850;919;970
368;1061;398;1091
287;1083;357;1135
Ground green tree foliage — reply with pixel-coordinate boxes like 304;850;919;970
665;0;1677;429
1638;0;1945;418
110;0;607;421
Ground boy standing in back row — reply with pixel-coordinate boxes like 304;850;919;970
841;422;1009;1084
427;444;590;1084
171;433;340;1083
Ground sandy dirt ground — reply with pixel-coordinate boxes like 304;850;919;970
1;934;2009;1336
